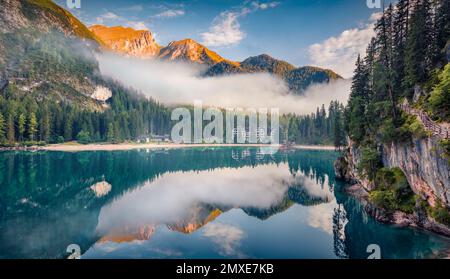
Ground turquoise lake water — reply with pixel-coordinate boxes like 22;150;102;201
0;147;449;259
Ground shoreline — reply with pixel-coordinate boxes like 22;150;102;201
1;143;337;152
345;183;450;238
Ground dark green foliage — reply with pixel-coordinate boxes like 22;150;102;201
0;26;171;146
369;167;417;214
346;1;448;218
427;64;450;121
405;0;434;92
0;83;171;145
55;136;64;143
427;201;450;226
357;146;382;181
0;111;5;142
283;101;346;146
346;0;448;147
76;130;91;145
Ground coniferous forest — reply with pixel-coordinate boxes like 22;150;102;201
347;0;449;159
0;29;347;147
0;30;172;146
343;0;449;221
283;101;346;147
0;84;171;145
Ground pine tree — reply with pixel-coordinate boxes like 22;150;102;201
347;55;368;144
114;121;121;143
0;112;5;142
63;115;73;141
7;113;14;143
18;113;26;142
40;105;51;142
28;112;38;141
405;0;433;92
107;122;115;142
393;0;410;95
334;110;342;149
434;0;450;67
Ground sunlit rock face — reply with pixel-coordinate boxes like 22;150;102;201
89;25;160;58
90;181;112;198
158;39;225;66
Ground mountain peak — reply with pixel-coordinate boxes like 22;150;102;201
205;54;342;94
241;54;296;78
89;24;160;58
158;38;225;66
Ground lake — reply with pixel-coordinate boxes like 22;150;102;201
0;147;449;259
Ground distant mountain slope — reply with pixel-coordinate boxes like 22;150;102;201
0;0;171;144
0;0;342;103
158;39;226;66
205;54;343;94
0;0;109;110
89;25;160;58
240;54;296;77
286;66;343;92
0;0;103;44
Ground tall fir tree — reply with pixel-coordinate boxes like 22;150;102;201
18;113;26;142
0;112;5;141
28;112;38;141
405;0;433;93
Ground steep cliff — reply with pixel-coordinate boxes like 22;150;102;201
335;136;450;236
381;137;450;207
89;25;160;58
336;137;450;207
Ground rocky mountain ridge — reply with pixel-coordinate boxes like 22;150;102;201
89;25;343;93
89;25;160;58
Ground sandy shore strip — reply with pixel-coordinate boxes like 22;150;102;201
40;143;337;152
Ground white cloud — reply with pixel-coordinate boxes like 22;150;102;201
96;164;292;231
201;1;280;47
151;9;185;19
252;1;280;10
203;223;245;257
308;12;380;78
97;53;351;114
95;12;119;24
201;11;245;47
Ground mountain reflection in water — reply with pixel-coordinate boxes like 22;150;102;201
0;148;449;259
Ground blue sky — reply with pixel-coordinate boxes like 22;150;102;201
56;0;396;77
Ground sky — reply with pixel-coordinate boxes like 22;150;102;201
55;0;396;78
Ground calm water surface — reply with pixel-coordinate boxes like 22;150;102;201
0;147;449;259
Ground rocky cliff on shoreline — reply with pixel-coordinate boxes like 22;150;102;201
335;135;450;237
